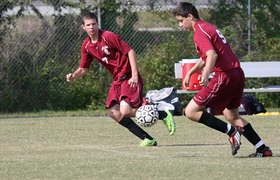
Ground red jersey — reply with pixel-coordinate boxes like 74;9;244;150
194;20;240;72
80;30;132;82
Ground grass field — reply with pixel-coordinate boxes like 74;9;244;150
0;114;280;179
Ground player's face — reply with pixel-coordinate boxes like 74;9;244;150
82;18;99;37
175;15;193;31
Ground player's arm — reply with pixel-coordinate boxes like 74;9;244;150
127;49;139;87
67;41;91;82
66;67;89;82
189;58;205;75
183;58;205;88
108;32;138;87
199;50;217;86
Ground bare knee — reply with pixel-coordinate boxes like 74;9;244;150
108;109;121;120
184;108;193;119
120;109;131;117
107;105;123;122
184;100;203;122
120;100;134;117
184;107;201;122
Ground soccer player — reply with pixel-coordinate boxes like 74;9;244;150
66;10;175;147
173;2;272;157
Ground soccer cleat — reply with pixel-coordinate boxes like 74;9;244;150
228;127;241;155
248;146;273;157
162;110;176;135
139;138;157;147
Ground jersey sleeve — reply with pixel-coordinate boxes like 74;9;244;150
105;32;132;55
79;42;92;68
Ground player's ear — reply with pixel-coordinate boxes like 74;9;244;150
81;24;85;30
188;13;194;19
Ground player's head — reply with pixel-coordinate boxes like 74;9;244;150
173;2;199;31
173;2;199;19
80;10;99;37
80;10;98;25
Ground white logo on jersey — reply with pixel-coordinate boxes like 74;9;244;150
216;29;227;44
102;57;108;64
102;46;110;55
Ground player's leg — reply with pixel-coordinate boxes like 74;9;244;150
120;100;137;117
185;99;236;135
151;97;176;134
185;99;237;134
108;103;157;147
120;101;172;136
106;79;156;147
223;108;247;127
223;108;272;157
185;99;241;155
121;74;175;135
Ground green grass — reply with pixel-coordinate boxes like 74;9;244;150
0;115;280;179
0;110;108;119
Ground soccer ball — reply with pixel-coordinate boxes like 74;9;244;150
135;105;159;127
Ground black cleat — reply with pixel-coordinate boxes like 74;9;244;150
248;146;273;157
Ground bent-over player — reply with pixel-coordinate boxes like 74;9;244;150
66;11;176;147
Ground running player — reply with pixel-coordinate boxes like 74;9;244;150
173;2;272;157
66;10;175;147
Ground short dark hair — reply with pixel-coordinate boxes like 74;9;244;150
80;10;98;24
173;2;199;19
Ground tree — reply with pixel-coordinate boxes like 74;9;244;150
139;32;195;91
209;0;280;108
209;0;280;59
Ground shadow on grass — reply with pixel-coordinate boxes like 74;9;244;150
236;154;280;158
157;143;227;147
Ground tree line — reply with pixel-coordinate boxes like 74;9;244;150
0;0;279;112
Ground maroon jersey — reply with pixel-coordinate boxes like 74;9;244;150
80;30;132;82
194;20;240;72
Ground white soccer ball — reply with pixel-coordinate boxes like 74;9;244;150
135;105;159;127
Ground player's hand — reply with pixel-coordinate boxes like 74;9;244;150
66;73;75;82
198;74;208;86
183;74;191;88
128;76;138;87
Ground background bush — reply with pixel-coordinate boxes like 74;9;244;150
0;0;279;112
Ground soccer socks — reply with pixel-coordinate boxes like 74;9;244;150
242;123;266;151
119;116;153;140
226;124;236;136
158;111;167;120
199;111;234;134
